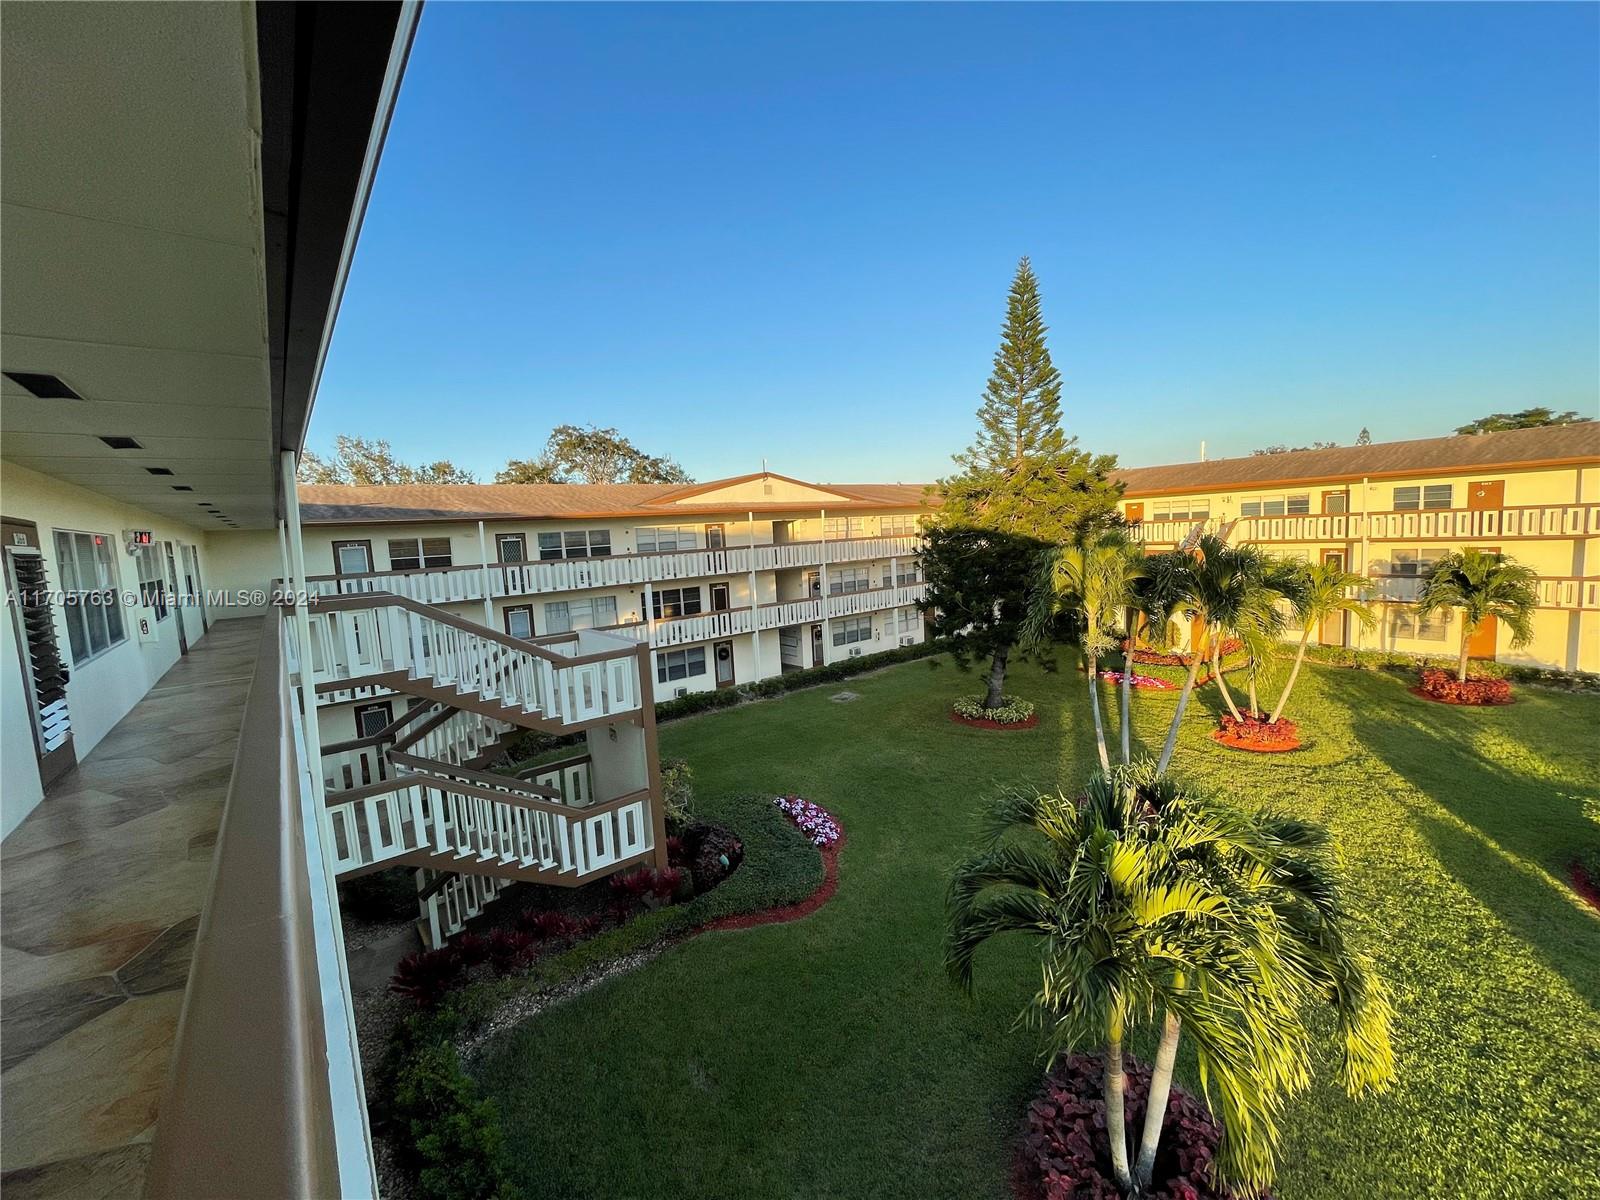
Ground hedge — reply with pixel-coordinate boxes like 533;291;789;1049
1293;643;1599;691
376;791;826;1200
653;636;955;722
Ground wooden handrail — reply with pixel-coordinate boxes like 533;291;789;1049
326;767;650;821
387;702;465;756
387;750;562;802
320;699;438;757
514;752;593;780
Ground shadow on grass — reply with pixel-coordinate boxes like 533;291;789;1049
1351;684;1600;1009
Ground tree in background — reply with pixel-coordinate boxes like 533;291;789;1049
1454;407;1593;435
1356;426;1373;445
1250;440;1338;456
496;424;692;485
1414;548;1539;681
297;435;477;484
922;258;1122;710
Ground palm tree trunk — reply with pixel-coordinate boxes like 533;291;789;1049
1119;609;1134;764
984;644;1011;708
1213;641;1245;722
1087;650;1110;771
1269;629;1312;724
1156;642;1207;775
1457;625;1472;683
1133;1008;1183;1191
1248;671;1260;719
1104;1015;1134;1194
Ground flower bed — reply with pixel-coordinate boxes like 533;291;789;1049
1413;668;1514;707
951;694;1038;729
1098;668;1176;691
1125;637;1242;667
1211;712;1302;753
1571;855;1600;914
1014;1052;1269;1200
773;795;842;847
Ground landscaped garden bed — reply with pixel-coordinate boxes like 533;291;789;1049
1124;637;1243;667
1013;1053;1269;1200
951;694;1038;729
1097;667;1176;691
1412;668;1514;707
1211;711;1302;752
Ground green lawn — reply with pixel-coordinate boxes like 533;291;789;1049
472;656;1600;1199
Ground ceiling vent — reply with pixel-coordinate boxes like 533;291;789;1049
98;435;142;450
4;371;82;400
171;485;193;492
146;467;175;476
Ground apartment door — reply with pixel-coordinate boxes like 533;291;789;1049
1189;615;1208;659
183;544;207;632
2;519;76;788
706;524;726;550
1464;543;1501;660
804;570;821;598
710;583;730;612
1319;550;1348;646
333;539;372;575
164;542;188;654
1468;480;1505;511
810;623;824;667
713;640;735;688
1125;503;1144;524
1321;490;1349;515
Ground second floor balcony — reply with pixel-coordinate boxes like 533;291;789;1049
1129;500;1600;548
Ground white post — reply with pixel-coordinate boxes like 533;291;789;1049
280;451;324;801
277;519;290;598
818;507;830;662
643;580;657;678
747;509;762;680
477;520;494;627
1357;475;1371;650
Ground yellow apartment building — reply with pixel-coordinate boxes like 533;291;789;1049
1116;424;1600;673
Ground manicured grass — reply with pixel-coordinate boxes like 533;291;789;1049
471;655;1600;1199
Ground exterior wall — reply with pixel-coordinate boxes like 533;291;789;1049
202;529;281;617
0;462;218;835
1124;459;1599;672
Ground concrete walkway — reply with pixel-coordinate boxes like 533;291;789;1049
1;618;260;1199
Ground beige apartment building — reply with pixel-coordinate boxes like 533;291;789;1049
1116;424;1600;673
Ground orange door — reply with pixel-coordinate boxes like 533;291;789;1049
1190;615;1208;658
1468;480;1504;510
1466;615;1498;659
1318;550;1348;646
1125;503;1144;524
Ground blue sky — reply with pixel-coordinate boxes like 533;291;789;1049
311;2;1599;483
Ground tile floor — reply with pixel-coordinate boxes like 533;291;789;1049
1;618;260;1198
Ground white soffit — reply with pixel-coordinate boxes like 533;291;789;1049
0;2;277;529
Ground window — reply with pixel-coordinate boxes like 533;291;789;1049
333;540;372;574
822;516;867;540
895;561;922;587
1286;494;1311;515
636;525;695;553
892;607;920;635
1423;484;1452;510
504;606;533;639
135;545;169;621
832;615;872;646
387;537;452;571
354;702;394;738
1323;491;1349;514
1240;496;1291;517
53;530;127;664
649;586;702;619
1392;486;1420;511
656;646;707;683
1391;609;1450;642
537;529;612;560
543;596;618;633
496;533;527;563
1390;546;1450;577
1153;500;1209;521
881;514;919;537
829;566;870;595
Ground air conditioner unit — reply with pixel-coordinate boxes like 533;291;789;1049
899;636;915;647
673;687;688;699
848;647;862;657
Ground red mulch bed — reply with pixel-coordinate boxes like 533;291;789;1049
1412;669;1514;706
704;834;844;932
952;711;1041;731
1125;638;1243;667
1211;713;1302;753
1570;859;1600;913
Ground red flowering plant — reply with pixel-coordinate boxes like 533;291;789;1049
390;946;463;1008
1213;712;1301;751
1417;668;1512;706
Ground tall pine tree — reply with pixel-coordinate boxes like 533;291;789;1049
922;258;1122;709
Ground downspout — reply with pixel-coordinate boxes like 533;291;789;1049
477;520;494;627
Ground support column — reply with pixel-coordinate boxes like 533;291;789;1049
747;509;762;680
642;580;657;681
819;507;830;664
477;520;494;627
1357;475;1371;651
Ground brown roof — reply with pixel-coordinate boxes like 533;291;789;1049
1114;424;1600;497
297;476;932;525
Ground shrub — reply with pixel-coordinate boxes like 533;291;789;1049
392;947;465;1008
1417;668;1513;706
517;910;577;942
1016;1052;1265;1200
390;1040;520;1200
1216;712;1301;747
661;757;694;826
339;866;417;922
952;694;1036;725
452;933;491;969
685;822;745;895
486;928;535;974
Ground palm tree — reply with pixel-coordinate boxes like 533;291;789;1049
1267;558;1375;724
1204;544;1293;724
1021;532;1144;770
1414;549;1539;682
946;764;1395;1196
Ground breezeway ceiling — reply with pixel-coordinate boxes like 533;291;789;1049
1;2;277;529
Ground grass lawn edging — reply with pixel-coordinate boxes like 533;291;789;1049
376;792;834;1200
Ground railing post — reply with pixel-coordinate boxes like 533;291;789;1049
747;508;762;681
819;506;830;660
477;520;494;626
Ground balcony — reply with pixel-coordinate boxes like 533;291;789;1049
1128;501;1600;547
594;581;930;648
1370;572;1600;611
304;536;925;606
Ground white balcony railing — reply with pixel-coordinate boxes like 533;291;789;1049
1129;502;1600;548
591;581;929;649
304;537;924;605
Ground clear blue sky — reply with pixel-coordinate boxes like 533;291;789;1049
311;2;1599;483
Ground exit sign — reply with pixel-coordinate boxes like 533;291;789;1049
127;529;154;546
